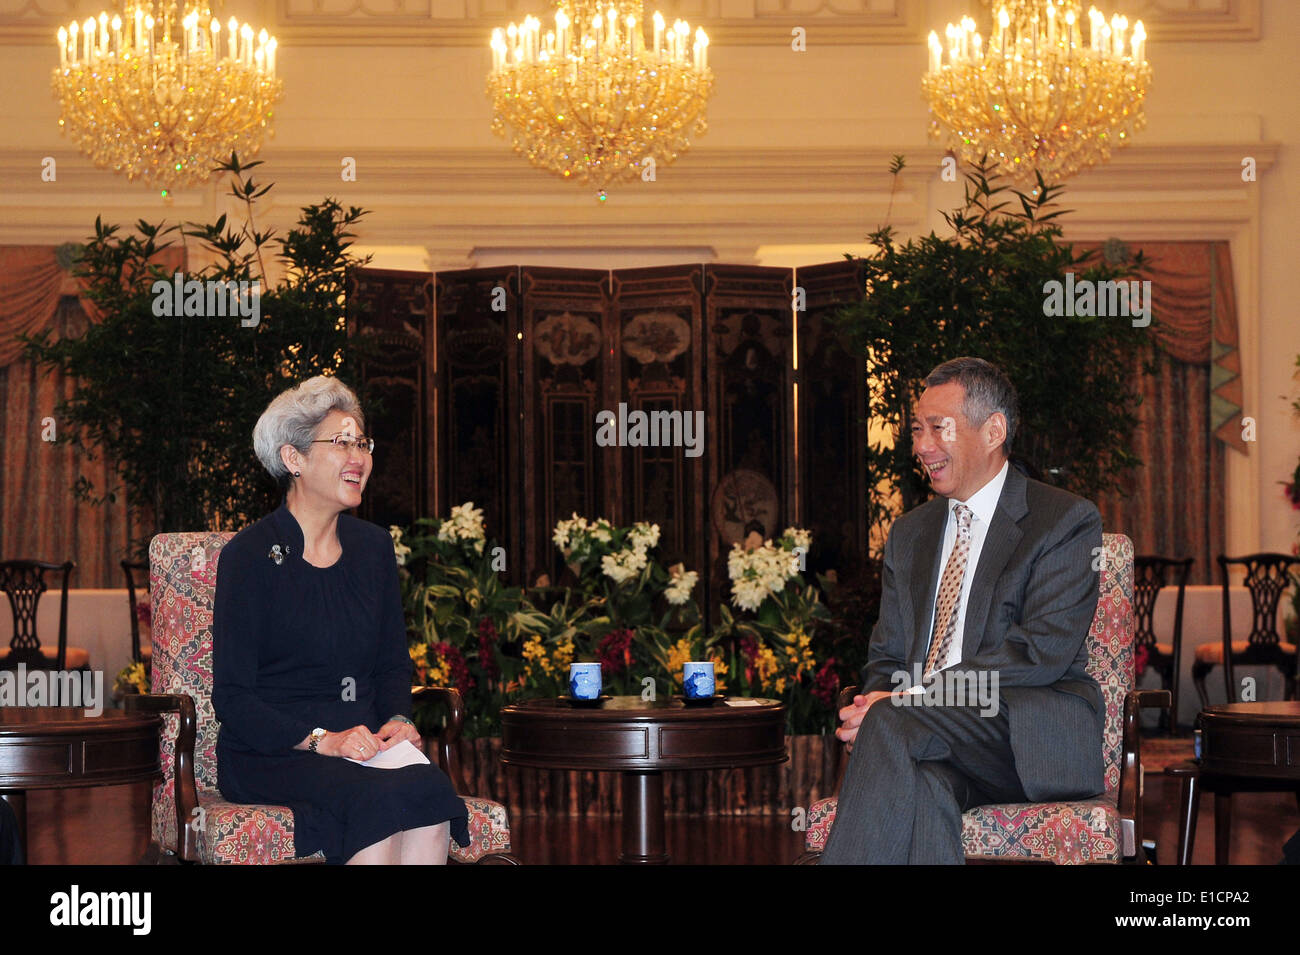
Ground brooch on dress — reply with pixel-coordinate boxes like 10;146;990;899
268;544;291;565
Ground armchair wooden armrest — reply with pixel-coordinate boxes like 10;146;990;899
1118;688;1170;860
124;692;199;862
411;686;469;795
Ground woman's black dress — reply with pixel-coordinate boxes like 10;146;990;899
212;502;470;863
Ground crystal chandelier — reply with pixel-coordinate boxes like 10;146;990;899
486;0;713;192
51;1;282;191
921;0;1152;186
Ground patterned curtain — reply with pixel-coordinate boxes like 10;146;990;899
0;245;181;588
1083;240;1240;584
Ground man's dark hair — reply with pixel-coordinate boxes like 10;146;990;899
923;357;1019;456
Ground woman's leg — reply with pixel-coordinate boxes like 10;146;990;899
399;822;450;865
346;832;402;865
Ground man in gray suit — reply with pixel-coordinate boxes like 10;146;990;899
820;356;1104;865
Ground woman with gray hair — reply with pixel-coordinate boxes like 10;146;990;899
212;375;469;864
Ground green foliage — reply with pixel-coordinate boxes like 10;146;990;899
832;157;1152;551
396;511;547;739
22;154;373;552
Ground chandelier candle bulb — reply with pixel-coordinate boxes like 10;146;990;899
922;0;1151;185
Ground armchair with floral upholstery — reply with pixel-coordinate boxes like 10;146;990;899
794;533;1169;864
125;531;518;864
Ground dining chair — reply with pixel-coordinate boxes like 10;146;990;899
1133;556;1194;733
1193;554;1299;707
121;559;152;664
795;533;1170;864
0;559;86;671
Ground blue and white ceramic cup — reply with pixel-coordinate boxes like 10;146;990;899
569;662;602;701
683;661;716;700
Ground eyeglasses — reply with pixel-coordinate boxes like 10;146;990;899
310;433;375;455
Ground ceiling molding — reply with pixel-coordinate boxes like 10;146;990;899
0;0;1262;45
0;142;1278;249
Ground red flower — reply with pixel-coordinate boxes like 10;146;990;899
1286;483;1300;510
597;628;636;675
434;641;475;692
735;633;759;683
477;618;500;680
812;657;839;707
1134;643;1150;680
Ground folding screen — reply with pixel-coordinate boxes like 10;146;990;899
353;261;869;615
348;267;430;534
432;266;524;583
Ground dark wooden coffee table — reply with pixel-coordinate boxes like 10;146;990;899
1168;701;1300;865
0;706;162;863
500;695;786;864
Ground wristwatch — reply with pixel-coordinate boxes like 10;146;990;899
308;727;327;753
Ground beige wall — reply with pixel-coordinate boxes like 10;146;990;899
2;0;1297;557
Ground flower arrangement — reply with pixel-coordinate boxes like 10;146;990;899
713;527;836;730
113;660;149;697
535;513;706;698
395;504;549;738
726;527;811;612
394;509;869;735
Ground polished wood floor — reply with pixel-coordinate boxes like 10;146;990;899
18;763;1300;865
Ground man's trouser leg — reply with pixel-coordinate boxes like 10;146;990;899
819;698;1026;864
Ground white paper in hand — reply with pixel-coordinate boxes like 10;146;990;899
345;738;431;769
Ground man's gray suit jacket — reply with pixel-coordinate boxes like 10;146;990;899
861;463;1106;802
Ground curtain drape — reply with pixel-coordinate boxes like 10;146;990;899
1078;240;1240;584
0;244;182;588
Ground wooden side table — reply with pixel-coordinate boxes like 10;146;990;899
501;696;786;864
0;706;162;864
1168;701;1300;865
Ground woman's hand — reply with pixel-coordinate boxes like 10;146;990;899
316;725;384;760
376;719;422;749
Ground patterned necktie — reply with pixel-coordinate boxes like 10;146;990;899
923;503;973;680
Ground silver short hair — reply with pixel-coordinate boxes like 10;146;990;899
253;376;366;484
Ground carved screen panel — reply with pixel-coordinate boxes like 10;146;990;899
795;259;868;576
702;265;796;614
607;265;707;580
519;266;610;585
350;268;431;531
434;266;523;582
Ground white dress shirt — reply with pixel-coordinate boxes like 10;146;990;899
921;459;1010;675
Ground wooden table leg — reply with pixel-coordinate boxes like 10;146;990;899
620;771;668;865
1;790;27;865
1214;793;1232;865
